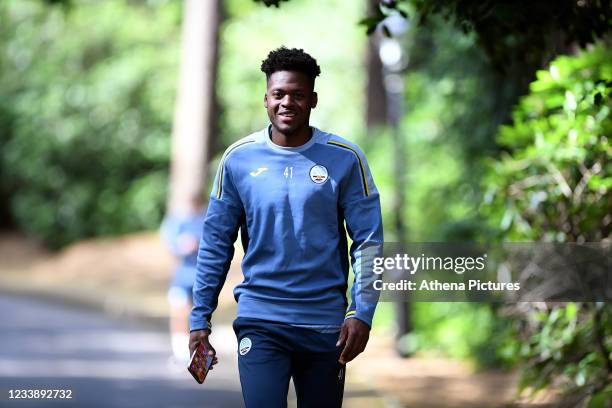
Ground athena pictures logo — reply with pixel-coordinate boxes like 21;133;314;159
239;337;252;355
309;165;329;184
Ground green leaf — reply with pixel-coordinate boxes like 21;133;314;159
587;388;612;408
565;303;577;320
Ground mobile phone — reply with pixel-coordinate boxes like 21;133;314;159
187;342;214;384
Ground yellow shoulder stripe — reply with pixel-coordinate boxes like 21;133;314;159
216;139;255;199
327;140;370;196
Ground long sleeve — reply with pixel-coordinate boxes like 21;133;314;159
339;146;384;328
189;157;243;332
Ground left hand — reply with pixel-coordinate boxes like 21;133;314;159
336;318;370;364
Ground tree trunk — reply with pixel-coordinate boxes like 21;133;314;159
365;0;387;129
168;0;221;214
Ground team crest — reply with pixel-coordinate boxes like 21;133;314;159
239;337;252;355
309;165;329;184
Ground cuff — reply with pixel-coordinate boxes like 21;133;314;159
344;309;374;329
189;319;212;333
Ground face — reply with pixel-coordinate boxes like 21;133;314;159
264;70;317;135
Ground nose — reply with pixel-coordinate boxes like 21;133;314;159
280;94;295;107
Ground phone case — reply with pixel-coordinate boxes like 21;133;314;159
187;342;214;384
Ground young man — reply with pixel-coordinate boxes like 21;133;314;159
189;47;383;408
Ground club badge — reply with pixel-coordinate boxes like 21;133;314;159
309;165;329;184
239;337;252;355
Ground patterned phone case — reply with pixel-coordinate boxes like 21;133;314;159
187;343;213;384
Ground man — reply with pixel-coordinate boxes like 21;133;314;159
189;47;383;408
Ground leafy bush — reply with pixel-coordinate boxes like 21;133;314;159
481;43;612;406
402;302;517;368
0;1;180;247
482;43;611;242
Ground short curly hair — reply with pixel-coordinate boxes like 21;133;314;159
260;47;321;86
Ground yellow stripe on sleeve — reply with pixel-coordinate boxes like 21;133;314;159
327;140;370;196
215;139;255;199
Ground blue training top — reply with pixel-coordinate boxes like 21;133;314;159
189;126;384;333
160;212;204;289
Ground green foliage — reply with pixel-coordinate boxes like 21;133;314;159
415;0;610;71
268;0;612;64
0;0;180;247
0;0;370;247
397;12;512;243
513;303;612;405
482;44;611;242
353;0;612;74
362;12;524;368
481;44;612;404
404;302;517;368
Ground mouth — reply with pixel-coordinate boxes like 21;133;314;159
278;111;296;118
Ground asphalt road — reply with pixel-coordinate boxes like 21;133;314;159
0;293;244;408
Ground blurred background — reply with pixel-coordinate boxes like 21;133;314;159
0;0;610;407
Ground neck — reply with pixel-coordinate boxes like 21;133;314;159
270;125;312;147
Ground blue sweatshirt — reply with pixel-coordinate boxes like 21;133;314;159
189;126;383;333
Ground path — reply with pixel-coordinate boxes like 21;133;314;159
0;293;243;408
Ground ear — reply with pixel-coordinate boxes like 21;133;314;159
311;92;318;108
264;93;269;108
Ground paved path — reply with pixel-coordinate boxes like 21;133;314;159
0;294;243;408
0;292;390;408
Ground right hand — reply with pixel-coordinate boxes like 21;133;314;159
189;330;218;370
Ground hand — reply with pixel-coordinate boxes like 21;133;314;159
189;330;218;370
336;318;370;364
177;234;199;255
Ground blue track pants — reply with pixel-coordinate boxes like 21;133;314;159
232;317;345;408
